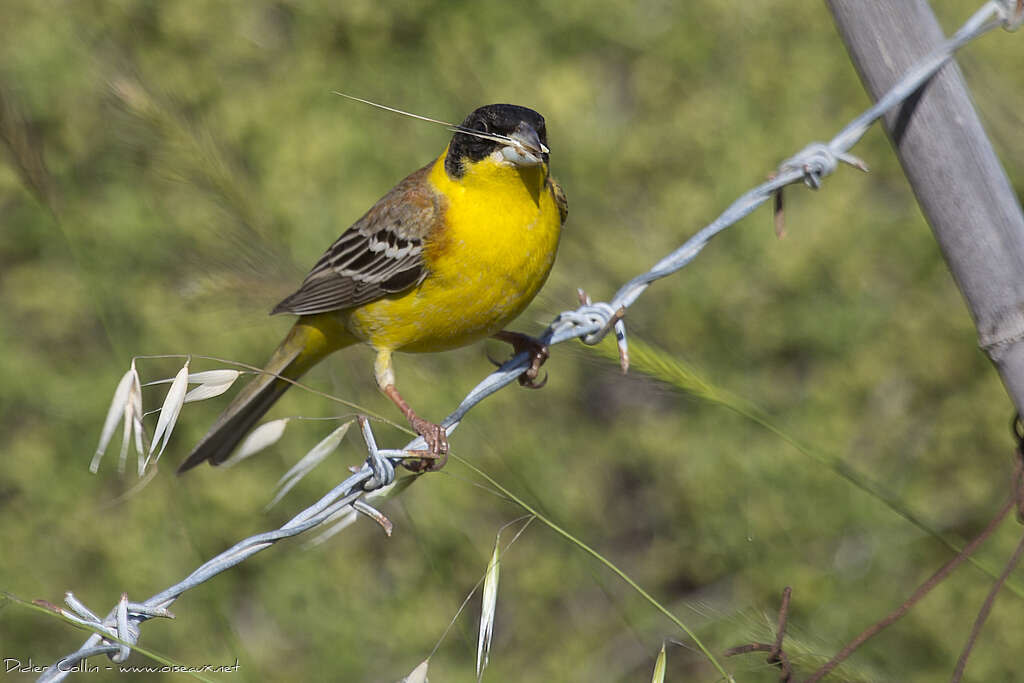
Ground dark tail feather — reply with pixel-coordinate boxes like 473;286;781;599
178;331;307;473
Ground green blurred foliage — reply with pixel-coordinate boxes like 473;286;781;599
2;1;1023;681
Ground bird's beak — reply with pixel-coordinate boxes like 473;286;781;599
501;122;548;167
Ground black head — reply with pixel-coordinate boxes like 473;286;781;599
444;104;549;178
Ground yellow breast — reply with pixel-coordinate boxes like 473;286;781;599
346;148;563;353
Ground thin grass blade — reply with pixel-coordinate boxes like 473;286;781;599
267;422;351;509
184;369;240;403
224;418;290;466
477;536;501;681
651;642;666;683
124;363;145;474
91;365;135;472
148;361;190;462
399;658;429;683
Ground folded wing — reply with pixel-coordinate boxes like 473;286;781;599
272;164;441;316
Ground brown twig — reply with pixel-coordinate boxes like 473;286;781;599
950;528;1024;682
804;496;1015;683
724;643;774;657
771;587;792;662
950;445;1024;682
725;586;793;681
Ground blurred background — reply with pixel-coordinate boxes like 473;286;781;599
3;1;1024;680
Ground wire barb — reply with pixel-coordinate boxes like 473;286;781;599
358;416;396;491
34;590;175;681
995;0;1024;30
353;499;394;536
778;142;869;191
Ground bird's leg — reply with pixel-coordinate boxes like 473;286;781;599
374;348;448;472
492;330;549;389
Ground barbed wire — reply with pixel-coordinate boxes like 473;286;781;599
38;2;1022;679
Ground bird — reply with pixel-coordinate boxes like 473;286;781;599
177;103;567;474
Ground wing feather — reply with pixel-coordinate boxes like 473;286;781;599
547;175;568;225
272;164;441;316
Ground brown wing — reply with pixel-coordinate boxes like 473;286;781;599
548;175;568;225
272;164;443;316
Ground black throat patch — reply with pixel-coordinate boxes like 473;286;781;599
444;103;548;179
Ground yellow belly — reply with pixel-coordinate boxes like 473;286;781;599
345;150;562;353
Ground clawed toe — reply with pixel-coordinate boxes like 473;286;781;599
403;416;448;473
519;368;548;389
494;331;551;390
518;341;548;388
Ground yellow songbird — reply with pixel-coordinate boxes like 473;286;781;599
178;104;567;474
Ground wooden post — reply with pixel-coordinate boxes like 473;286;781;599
826;1;1024;417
